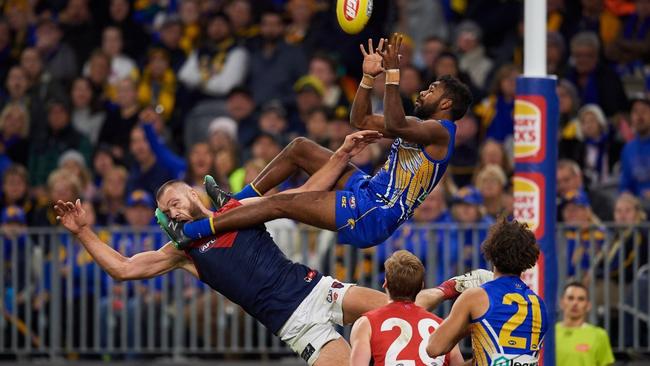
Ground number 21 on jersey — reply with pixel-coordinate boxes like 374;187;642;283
498;293;543;351
381;317;446;366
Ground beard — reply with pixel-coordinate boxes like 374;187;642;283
189;200;205;220
413;100;439;120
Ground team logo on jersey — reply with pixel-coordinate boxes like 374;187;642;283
349;196;356;209
304;270;317;283
331;281;344;289
199;239;216;253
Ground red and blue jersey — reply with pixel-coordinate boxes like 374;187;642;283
184;200;321;334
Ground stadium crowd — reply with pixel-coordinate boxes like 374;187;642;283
1;0;650;356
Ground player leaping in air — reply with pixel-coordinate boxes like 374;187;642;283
158;33;473;250
53;132;492;366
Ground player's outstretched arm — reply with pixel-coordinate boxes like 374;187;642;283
349;316;372;366
426;288;484;358
55;199;190;281
380;34;451;146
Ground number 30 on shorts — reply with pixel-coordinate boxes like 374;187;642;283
381;317;446;366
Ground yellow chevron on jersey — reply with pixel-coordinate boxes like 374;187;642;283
367;120;456;223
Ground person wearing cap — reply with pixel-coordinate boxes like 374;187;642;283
27;98;92;187
620;96;650;200
450;185;493;270
560;189;606;278
292;75;325;133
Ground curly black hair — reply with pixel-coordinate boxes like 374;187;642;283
481;219;540;275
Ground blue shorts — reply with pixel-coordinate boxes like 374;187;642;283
335;171;401;248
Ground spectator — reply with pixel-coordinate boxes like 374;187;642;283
475;139;514;180
70;77;106;145
155;17;187;72
556;282;615;366
304;107;330;147
4;3;31;63
95;165;128;226
33;19;78;84
566;32;628;117
308;53;353;110
27;99;92;187
248;10;308;105
185;142;216;189
475;164;511;220
327;115;354;151
292;75;325;132
31;169;82;227
450;185;493;270
620;96;650;199
285;0;326;54
126;126;174;196
1;205;31;328
560;189;606;278
91;145;117;190
57;0;96;68
123;189;156;228
258;101;289;141
475;64;519;144
455;20;494;89
606;0;650;74
419;36;447;83
557;79;585;163
138;48;176;121
207;116;238;153
548;31;568;77
20;47;65;104
214;146;242;191
431;51;481;101
0;103;29;166
557;159;614;221
394;0;448;67
573;0;622;47
250;132;282;164
107;0;149;59
0;19;13;85
93;26;139;88
1;164;34;222
226;87;258;149
178;12;248;99
178;0;201;54
1;66;45;135
58;150;96;201
399;65;424;106
593;193;649;304
85;50;112;104
575;104;622;184
98;78;141;160
225;0;259;42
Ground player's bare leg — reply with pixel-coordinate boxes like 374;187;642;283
250;137;360;194
314;338;351;366
341;286;389;324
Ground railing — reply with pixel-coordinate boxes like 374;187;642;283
1;223;649;359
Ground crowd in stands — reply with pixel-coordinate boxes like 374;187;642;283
0;0;650;353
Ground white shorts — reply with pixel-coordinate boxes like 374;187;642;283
278;275;355;365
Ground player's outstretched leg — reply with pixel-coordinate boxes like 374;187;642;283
237;137;359;199
341;286;389;324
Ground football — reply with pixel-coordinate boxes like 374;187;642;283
336;0;373;35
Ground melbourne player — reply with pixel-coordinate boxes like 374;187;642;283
350;250;465;366
424;219;548;366
159;34;473;250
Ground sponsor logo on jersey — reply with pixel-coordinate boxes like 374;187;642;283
304;270;317;283
341;196;347;208
199;239;216;253
331;281;344;289
490;354;539;366
350;196;356;209
301;343;315;362
514;96;546;163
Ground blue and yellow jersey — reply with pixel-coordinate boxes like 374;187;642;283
367;120;456;224
471;276;548;366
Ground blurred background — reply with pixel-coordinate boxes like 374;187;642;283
0;0;650;364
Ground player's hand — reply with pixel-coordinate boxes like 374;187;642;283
360;38;385;77
380;33;402;70
338;130;383;157
54;199;89;235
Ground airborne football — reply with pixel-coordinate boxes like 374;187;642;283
336;0;373;34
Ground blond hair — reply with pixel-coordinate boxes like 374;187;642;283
0;103;30;138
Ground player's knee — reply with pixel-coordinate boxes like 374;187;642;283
288;136;314;156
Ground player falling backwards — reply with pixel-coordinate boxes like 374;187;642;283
54;132;491;366
159;33;473;249
422;219;549;366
